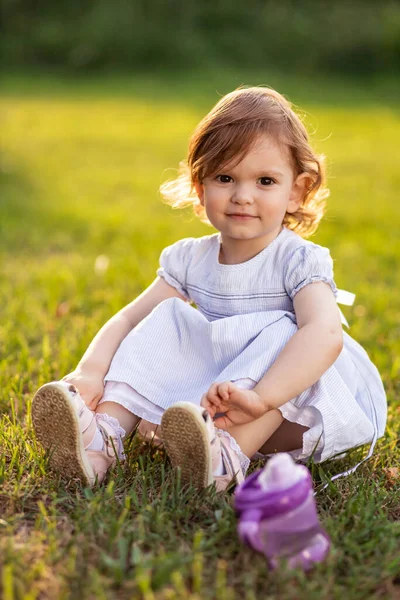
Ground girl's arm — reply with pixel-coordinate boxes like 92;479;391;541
202;282;343;427
76;277;186;377
254;281;343;409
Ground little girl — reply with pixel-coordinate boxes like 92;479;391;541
32;86;387;491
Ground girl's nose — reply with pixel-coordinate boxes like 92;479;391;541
232;184;253;204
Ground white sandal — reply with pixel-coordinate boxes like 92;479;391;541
160;401;246;491
32;381;122;486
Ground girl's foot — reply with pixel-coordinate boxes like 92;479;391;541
160;402;247;491
32;381;125;486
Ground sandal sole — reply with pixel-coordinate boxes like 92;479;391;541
161;402;214;489
32;382;95;486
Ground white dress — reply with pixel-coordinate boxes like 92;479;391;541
100;227;387;474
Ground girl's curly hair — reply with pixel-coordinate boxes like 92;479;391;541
160;86;329;237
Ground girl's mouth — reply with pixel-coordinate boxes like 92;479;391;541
227;213;257;220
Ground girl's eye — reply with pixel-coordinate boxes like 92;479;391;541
259;177;275;186
216;175;232;183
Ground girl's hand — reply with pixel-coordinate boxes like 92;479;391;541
62;369;104;410
200;381;267;429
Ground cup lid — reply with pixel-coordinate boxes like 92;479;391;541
257;453;307;492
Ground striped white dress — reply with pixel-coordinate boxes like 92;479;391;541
101;227;387;473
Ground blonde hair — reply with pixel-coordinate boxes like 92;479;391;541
160;86;329;237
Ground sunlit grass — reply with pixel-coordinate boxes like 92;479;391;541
0;71;399;599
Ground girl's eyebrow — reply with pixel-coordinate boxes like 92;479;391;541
224;168;285;178
258;169;284;178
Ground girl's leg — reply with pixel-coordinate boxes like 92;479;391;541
160;403;309;492
224;409;284;458
224;410;309;458
222;378;310;459
95;401;140;436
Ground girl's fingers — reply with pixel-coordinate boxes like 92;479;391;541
200;394;215;417
207;383;221;406
208;405;217;418
212;414;231;430
200;388;219;418
200;394;208;408
217;381;231;401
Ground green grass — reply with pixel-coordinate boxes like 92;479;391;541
0;70;399;599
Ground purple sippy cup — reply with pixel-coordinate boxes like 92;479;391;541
234;453;330;571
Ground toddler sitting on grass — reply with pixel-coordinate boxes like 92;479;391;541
32;86;387;490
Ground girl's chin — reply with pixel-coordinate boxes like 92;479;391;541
219;229;281;244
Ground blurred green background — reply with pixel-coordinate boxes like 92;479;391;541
3;0;400;74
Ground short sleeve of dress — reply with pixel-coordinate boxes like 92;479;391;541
284;244;338;300
156;238;194;300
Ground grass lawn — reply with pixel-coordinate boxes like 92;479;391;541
0;69;399;599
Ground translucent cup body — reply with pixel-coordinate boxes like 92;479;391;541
235;465;331;571
258;489;330;570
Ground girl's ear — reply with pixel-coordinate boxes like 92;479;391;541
287;173;310;213
194;181;204;206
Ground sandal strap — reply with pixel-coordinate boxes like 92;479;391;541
78;404;96;435
219;435;245;484
96;419;124;459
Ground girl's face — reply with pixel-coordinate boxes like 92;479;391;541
195;135;308;256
